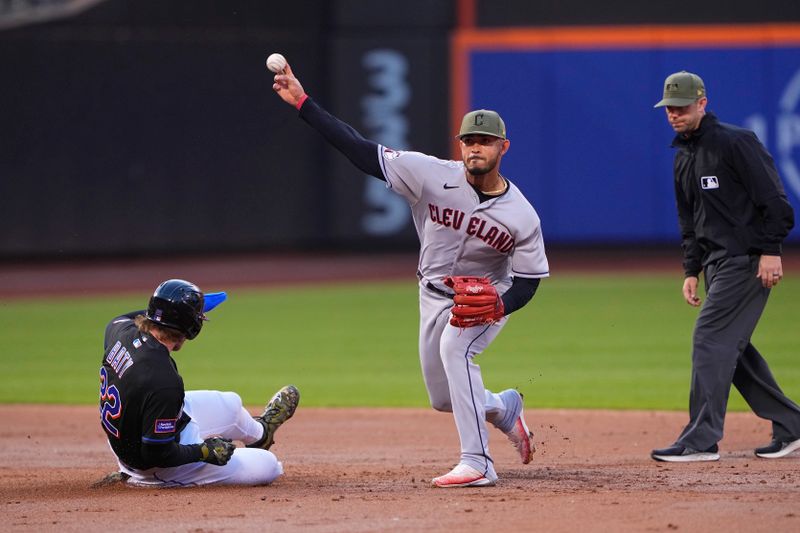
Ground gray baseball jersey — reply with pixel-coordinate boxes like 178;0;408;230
376;145;548;479
377;147;549;289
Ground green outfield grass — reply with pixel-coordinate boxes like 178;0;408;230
1;275;797;410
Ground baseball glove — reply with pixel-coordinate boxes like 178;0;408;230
443;276;505;327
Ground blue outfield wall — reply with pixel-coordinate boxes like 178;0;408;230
468;45;800;244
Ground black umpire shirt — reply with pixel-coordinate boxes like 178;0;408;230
671;112;795;277
100;311;201;470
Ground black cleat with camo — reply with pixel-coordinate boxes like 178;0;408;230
247;385;300;450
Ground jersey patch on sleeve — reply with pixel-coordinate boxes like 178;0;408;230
382;147;402;160
154;418;178;433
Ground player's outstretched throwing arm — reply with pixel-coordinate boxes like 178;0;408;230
272;62;385;181
271;58;540;317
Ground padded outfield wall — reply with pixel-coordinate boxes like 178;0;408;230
2;1;800;257
450;24;800;244
0;0;451;257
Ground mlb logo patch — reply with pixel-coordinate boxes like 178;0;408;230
155;419;177;433
132;338;142;349
701;176;719;189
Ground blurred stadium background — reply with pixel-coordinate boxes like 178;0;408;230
2;0;800;262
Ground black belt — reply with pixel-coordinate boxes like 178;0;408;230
425;282;453;299
417;270;454;299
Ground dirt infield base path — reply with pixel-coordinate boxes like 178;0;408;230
2;406;798;532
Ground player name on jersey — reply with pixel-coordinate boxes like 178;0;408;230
105;340;135;378
428;203;515;253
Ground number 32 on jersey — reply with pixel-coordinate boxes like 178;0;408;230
99;366;122;438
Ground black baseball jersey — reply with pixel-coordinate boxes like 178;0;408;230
99;311;198;470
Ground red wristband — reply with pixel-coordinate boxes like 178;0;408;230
295;94;309;110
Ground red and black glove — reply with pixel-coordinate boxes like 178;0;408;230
443;276;505;327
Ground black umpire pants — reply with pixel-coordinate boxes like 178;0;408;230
676;255;800;450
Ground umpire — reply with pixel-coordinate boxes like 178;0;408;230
651;71;800;462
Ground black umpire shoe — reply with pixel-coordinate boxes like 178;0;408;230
651;443;720;462
754;437;800;459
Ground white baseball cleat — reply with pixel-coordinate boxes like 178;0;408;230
506;413;535;464
500;389;535;464
431;464;496;488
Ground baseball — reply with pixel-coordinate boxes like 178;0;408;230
266;53;287;73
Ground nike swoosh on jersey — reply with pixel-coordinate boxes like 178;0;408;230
443;184;460;189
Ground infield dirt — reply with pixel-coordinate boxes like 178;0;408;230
2;405;799;532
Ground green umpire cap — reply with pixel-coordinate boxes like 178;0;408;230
654;71;706;108
458;109;507;139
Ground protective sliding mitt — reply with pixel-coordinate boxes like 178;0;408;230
200;437;236;466
443;276;505;327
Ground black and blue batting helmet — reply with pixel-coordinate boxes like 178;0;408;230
146;279;205;339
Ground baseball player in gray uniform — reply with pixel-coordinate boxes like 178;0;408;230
271;61;549;487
